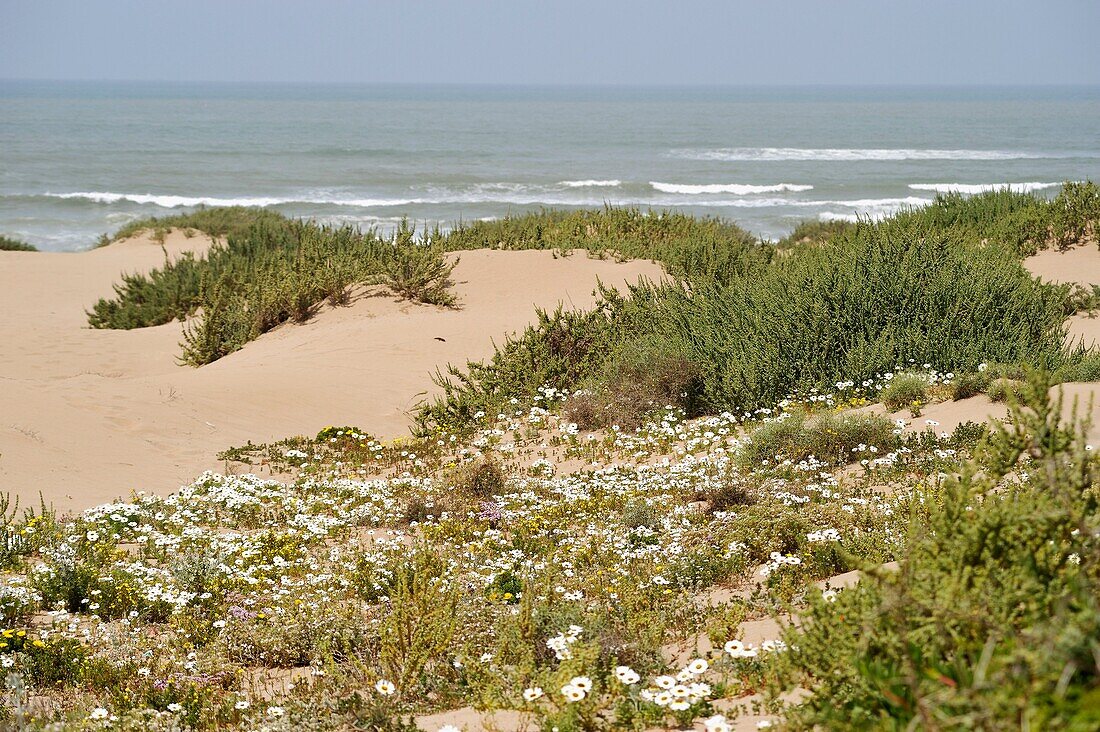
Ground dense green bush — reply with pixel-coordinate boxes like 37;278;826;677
1052;353;1100;384
441;206;770;283
738;411;899;468
776;218;858;248
98;205;287;246
89;218;461;365
952;371;992;400
891;181;1100;256
778;376;1100;730
0;235;36;251
879;372;931;412
419;208;1075;434
380;227;458;306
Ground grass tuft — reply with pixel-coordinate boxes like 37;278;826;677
0;235;37;252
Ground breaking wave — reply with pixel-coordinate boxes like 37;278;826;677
649;182;813;195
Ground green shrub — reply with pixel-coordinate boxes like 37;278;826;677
0;235;36;251
417;302;617;433
1052;352;1100;383
563;350;702;430
776;218;858;248
778;375;1100;730
879;372;930;412
739;411;899;468
446;458;507;499
420;201;1075;434
441;206;768;283
381;223;458;306
91;217;461;365
621;499;661;531
986;377;1026;403
377;552;460;694
952;371;992;400
1061;283;1100;316
100;205;287;245
0;493;57;571
1050;180;1100;249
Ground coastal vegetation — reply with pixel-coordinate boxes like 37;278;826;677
96;206;286;248
418;186;1099;436
88;219;457;365
0;366;1094;730
1;183;1090;728
0;235;37;251
86;183;1100;374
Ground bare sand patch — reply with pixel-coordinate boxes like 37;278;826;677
1025;244;1100;347
1024;243;1100;287
0;232;661;511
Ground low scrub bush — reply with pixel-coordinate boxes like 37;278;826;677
778;376;1100;730
776;219;858;248
564;350;702;431
986;377;1026;403
90;218;461;365
952;371;992;400
99;206;287;246
420;197;1078;433
893;181;1100;256
879;372;930;412
446;458;507;499
380;232;458;307
377;553;460;694
739;411;898;468
441;206;769;283
0;235;36;251
1052;352;1100;383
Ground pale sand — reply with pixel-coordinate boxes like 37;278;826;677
4;238;1099;514
1025;243;1100;348
0;231;662;511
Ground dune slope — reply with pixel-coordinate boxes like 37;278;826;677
0;231;661;510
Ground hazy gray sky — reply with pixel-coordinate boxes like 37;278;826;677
2;0;1099;86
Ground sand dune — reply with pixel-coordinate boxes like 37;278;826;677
0;231;661;511
1026;244;1100;348
5;238;1099;514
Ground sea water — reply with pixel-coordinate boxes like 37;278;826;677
2;81;1099;251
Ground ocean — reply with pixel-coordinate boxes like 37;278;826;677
2;81;1099;251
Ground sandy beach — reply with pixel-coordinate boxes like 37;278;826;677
6;233;1100;513
0;231;661;511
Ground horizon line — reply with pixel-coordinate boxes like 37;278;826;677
3;78;1100;89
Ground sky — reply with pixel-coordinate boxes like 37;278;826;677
2;0;1099;86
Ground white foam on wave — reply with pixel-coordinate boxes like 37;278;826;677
670;147;1081;162
650;182;813;195
818;212;862;223
817;196;933;223
557;179;622;188
49;191;419;208
908;182;1063;194
45;190;932;212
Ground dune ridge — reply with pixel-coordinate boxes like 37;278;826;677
0;230;661;511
